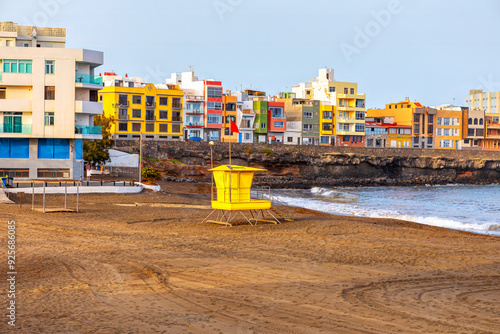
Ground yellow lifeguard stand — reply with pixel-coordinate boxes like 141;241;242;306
202;165;281;226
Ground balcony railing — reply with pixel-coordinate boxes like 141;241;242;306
0;124;32;134
75;74;103;85
337;117;355;122
118;114;129;120
113;101;129;108
145;102;156;109
172;104;182;110
186;109;204;114
171;117;182;122
75;125;102;135
185;95;204;101
186;122;204;127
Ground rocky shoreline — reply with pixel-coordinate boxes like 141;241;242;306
115;141;500;188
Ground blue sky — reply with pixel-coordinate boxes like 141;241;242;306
2;0;499;108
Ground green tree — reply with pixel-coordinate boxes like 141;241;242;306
83;115;114;168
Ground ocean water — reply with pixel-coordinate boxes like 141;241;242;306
271;184;500;236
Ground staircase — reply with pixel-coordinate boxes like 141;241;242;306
270;195;294;222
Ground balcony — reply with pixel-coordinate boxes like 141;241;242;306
0;123;32;134
186;122;204;127
172;103;182;110
113;101;129;108
337;117;355;122
171;117;182;122
75;74;103;85
185;95;204;101
118;114;129;120
0;99;32;112
186;109;204;115
145;102;156;109
75;125;102;135
75;101;102;115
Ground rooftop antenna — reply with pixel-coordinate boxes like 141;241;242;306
189;65;194;72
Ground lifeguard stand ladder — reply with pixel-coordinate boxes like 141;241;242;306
202;165;281;227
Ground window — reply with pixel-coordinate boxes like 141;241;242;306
37;169;70;178
118;109;128;120
329;87;335;92
45;60;55;74
261;122;267;129
172;97;182;109
37;139;69;159
0;139;30;159
128;82;134;88
366;139;373;147
207;102;222;110
343;136;350;142
274;121;284;128
356;99;365;108
132;109;141;118
207;115;221;124
320;136;329;144
145;123;154;132
323;111;332;119
304;112;313;119
207;87;222;98
414;124;420;133
172;124;181;133
350;88;354;94
323;123;332;131
159;110;168;119
145;110;155;121
0;169;29;178
118;123;128;132
132;95;142;104
45;86;55;100
3;60;32;73
224;128;230;135
468;118;472;125
413;137;419;144
476;129;484;137
427;137;433;145
404;141;409;147
479;119;483;125
414;114;420;122
44;112;54;126
159;124;168;133
344;88;348;94
303;124;313;131
287;137;293;143
270;107;284;118
146;96;155;107
474;118;478;125
159;97;168;106
118;95;128;106
443;129;450;136
355;124;365;132
427;125;433;134
468;129;475;137
428;115;434;123
0;88;5;99
132;123;141;132
355;111;365;120
440;140;452;148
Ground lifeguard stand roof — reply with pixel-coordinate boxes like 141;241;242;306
208;165;267;172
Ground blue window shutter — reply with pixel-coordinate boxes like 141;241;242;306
38;139;54;159
0;139;9;158
75;139;83;160
54;139;69;159
10;139;29;159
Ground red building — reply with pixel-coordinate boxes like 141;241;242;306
267;101;287;143
204;80;223;141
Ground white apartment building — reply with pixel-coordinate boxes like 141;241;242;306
0;22;103;180
165;71;206;141
465;89;500;119
233;91;255;143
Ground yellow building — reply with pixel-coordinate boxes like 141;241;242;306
99;75;183;140
434;106;464;149
319;103;335;145
221;94;238;142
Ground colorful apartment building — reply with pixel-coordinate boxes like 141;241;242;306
233;91;255;143
205;80;223;141
434;105;464;149
0;22;103;180
267;100;286;143
278;97;320;145
253;99;268;143
319;103;335;145
365;118;412;148
466;89;500;118
221;94;237;142
100;75;183;141
462;109;485;150
292;68;366;146
484;116;500;151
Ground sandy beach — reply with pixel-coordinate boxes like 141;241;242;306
1;182;499;333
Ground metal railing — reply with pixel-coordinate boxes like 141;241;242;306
75;125;102;135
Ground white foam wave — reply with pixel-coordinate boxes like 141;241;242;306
277;194;500;236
